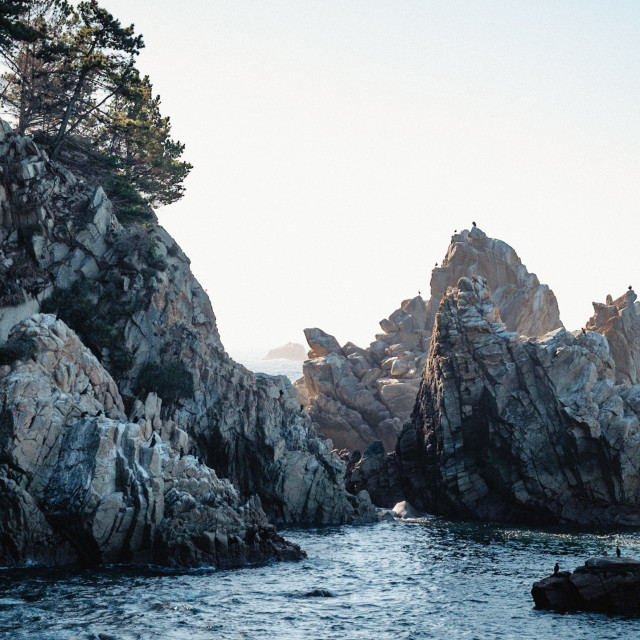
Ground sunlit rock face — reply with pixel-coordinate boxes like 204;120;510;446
586;288;640;386
353;278;640;526
299;226;562;454
0;315;304;568
0;119;372;560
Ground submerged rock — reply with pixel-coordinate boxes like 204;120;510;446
298;227;562;453
305;589;335;597
532;557;640;615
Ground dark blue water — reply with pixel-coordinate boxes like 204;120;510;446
2;518;640;639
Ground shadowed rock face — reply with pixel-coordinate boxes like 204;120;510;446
0;315;304;568
299;226;563;454
532;557;640;615
352;277;640;526
0;119;373;565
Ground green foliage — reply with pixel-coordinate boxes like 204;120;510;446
0;0;38;49
41;280;134;373
111;226;168;275
40;279;95;328
111;226;153;262
0;1;191;224
134;360;194;403
102;172;153;224
0;334;36;365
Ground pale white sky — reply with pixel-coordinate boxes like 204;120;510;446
92;2;640;354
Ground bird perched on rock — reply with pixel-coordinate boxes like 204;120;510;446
554;562;559;575
582;328;586;335
472;221;476;227
617;546;621;557
629;286;633;291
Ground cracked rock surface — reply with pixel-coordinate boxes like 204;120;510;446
0;121;373;566
350;277;640;525
0;315;304;567
299;226;562;453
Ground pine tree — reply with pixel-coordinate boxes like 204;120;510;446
0;0;37;49
0;0;191;220
98;74;192;212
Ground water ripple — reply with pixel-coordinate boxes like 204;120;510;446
1;520;640;638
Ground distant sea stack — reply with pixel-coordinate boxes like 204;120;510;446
263;342;306;361
297;226;562;453
0;121;373;568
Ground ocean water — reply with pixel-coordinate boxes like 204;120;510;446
4;361;640;639
232;352;304;384
2;519;640;639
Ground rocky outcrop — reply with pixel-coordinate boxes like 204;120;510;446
428;227;561;336
532;557;640;615
0;118;372;563
0;314;304;568
586;289;640;385
263;342;306;361
299;226;562;453
355;278;640;526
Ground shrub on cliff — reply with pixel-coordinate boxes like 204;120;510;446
41;281;134;373
134;361;194;403
0;334;36;365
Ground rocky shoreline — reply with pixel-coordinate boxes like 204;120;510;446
3;116;640;569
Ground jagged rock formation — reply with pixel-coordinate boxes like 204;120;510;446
586;289;640;386
0;120;373;567
263;342;306;361
428;227;561;335
299;226;562;453
350;278;640;526
532;557;640;614
0;315;303;567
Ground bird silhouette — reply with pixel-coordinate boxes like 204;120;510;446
617;546;621;557
472;221;476;227
553;562;559;575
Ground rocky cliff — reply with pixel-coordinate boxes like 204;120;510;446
299;226;562;453
350;277;640;526
0;314;303;567
0;122;372;565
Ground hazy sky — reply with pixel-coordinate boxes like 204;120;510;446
96;2;640;355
